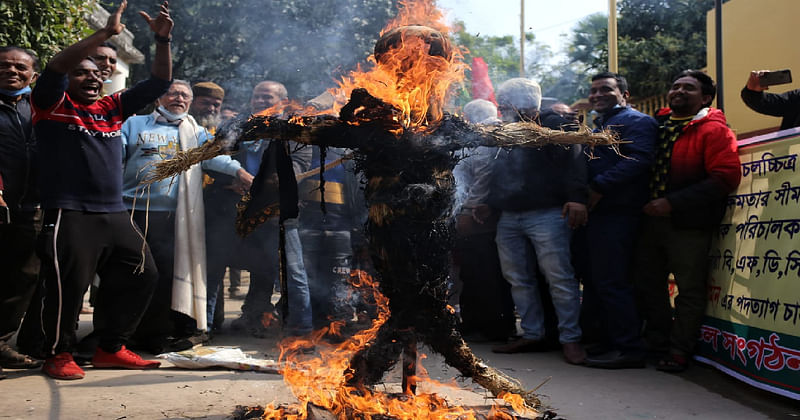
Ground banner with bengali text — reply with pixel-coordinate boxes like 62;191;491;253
696;128;800;400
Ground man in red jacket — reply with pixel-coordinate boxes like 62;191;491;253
633;70;741;372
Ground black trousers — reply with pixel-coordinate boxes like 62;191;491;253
130;211;196;341
38;210;158;355
574;211;644;353
0;211;41;344
454;231;516;339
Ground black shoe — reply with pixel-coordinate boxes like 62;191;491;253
584;342;611;356
584;350;646;369
491;338;549;354
0;343;43;369
165;330;208;352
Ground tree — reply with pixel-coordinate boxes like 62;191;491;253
540;12;610;104
560;0;722;101
616;0;716;98
0;0;96;64
122;0;397;108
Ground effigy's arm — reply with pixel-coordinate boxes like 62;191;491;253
141;89;619;185
432;113;619;150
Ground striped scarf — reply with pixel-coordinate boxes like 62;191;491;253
649;116;692;199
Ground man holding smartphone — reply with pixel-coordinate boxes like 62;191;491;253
0;45;44;378
741;69;800;130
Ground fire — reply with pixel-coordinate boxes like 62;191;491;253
260;270;529;419
261;311;278;328
254;0;466;131
253;1;532;418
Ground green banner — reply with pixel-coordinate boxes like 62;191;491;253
697;128;800;400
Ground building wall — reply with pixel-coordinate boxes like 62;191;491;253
707;0;800;138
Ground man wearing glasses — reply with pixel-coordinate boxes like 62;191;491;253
120;80;251;354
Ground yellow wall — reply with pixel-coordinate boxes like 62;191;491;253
707;0;800;138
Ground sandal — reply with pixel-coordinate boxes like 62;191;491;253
0;344;44;369
656;353;688;372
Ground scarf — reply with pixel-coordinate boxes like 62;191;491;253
649;115;693;199
153;110;208;331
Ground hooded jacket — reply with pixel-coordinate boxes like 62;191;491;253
654;107;741;229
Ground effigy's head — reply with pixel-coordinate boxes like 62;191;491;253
374;25;452;63
369;25;460;126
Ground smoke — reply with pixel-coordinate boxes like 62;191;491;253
217;0;397;110
123;0;397;111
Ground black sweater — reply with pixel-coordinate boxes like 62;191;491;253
488;111;587;211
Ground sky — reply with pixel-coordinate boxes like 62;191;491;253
437;0;609;58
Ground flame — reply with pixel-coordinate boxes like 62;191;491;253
254;1;530;418
255;0;466;131
259;269;529;419
261;311;278;328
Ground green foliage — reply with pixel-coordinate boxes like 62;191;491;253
0;0;96;64
562;0;721;101
565;13;608;74
121;0;397;108
616;0;715;98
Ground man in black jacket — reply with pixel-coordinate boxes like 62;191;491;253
741;70;800;130
488;78;588;365
0;46;43;378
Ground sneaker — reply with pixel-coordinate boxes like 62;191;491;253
42;353;85;380
92;346;160;369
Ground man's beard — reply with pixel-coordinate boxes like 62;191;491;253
195;113;221;129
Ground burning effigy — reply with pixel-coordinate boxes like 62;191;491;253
145;1;617;418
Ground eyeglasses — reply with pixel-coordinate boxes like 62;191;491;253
165;91;192;100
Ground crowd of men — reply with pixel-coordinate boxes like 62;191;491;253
10;0;796;382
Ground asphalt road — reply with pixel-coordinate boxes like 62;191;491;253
1;284;797;419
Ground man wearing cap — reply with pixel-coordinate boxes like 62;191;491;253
190;81;224;133
488;78;588;365
189;82;236;330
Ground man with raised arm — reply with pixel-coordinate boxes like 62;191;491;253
31;0;174;380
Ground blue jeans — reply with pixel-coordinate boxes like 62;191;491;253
495;208;581;343
283;219;313;336
299;229;353;328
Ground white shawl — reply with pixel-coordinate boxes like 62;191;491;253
158;112;208;331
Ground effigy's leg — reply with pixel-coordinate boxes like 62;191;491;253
346;319;403;386
420;305;543;409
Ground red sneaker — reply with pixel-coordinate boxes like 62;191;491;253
42;352;85;380
92;346;160;369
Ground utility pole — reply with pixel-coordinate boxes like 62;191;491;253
715;0;724;111
608;0;618;72
519;0;525;77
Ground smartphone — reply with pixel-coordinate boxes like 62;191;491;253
0;206;9;224
759;69;792;87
